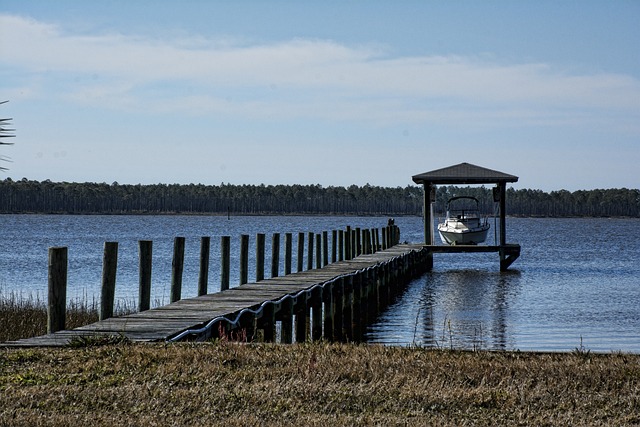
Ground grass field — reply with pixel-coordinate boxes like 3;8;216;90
1;342;639;426
2;292;639;425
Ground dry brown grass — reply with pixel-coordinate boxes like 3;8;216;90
1;342;638;426
0;290;135;343
0;291;98;342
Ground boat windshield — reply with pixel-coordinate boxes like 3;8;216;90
446;196;480;213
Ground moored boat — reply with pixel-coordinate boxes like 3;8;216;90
438;196;489;245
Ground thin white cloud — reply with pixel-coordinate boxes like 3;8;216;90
1;14;639;129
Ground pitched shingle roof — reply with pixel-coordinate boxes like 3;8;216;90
412;162;518;185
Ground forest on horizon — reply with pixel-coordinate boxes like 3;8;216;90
0;178;639;218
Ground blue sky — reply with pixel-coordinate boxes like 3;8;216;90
1;1;638;191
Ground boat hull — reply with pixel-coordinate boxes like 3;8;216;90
438;223;490;245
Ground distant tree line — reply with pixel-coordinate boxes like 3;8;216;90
0;178;638;217
432;186;640;218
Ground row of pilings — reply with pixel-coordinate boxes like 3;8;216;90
46;224;402;335
170;245;430;343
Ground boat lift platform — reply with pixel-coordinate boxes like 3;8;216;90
422;244;521;271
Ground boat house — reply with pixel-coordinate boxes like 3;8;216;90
412;162;520;271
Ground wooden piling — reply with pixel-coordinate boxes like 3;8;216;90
352;229;357;257
238;311;256;342
311;286;323;341
322;283;334;341
280;298;294;344
297;232;304;273
351;271;363;340
322;231;329;267
373;228;379;253
363;229;370;255
343;275;353;341
100;242;118;321
315;233;321;269
256;233;265;282
331;230;337;263
170;237;185;303
138;240;152;312
285;232;292;275
197;236;210;296
295;294;308;343
345;226;352;260
332;277;344;341
271;233;280;278
338;230;344;261
240;234;249;285
220;236;230;291
47;247;67;334
307;232;314;270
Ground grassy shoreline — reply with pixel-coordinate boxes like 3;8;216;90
1;342;638;426
2;295;640;425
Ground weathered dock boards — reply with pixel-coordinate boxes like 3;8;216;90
3;244;427;347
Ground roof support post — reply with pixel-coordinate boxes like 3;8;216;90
499;182;506;247
422;183;433;245
423;183;434;271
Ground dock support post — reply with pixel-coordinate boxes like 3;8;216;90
285;233;292;275
322;231;329;267
331;230;337;263
280;298;294;344
100;242;118;321
311;287;323;341
238;311;256;342
295;294;308;343
423;183;435;270
355;228;362;256
352;271;363;340
332;278;344;341
47;247;67;334
343;275;353;341
371;229;377;253
345;226;352;260
170;237;185;303
198;237;210;296
322;284;334;341
297;232;304;272
271;233;280;278
307;232;314;270
338;230;344;261
220;236;230;291
259;303;276;342
499;182;507;247
315;233;322;269
138;240;152;311
256;233;265;282
240;234;249;285
382;227;388;250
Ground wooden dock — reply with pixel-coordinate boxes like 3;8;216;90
3;244;429;347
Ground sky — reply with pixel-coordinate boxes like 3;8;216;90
1;1;639;191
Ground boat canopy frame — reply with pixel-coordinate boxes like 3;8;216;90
411;162;520;271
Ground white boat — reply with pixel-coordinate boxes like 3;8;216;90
438;196;490;245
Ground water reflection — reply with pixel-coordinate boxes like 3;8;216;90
368;268;522;351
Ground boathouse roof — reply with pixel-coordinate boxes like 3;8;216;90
412;162;518;185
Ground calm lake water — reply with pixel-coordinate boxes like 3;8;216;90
1;214;638;353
